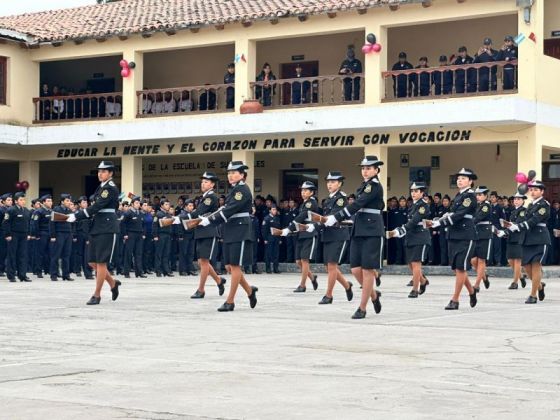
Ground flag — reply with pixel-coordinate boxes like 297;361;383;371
514;33;526;45
529;32;536;43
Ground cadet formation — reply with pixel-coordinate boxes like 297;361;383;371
0;157;550;318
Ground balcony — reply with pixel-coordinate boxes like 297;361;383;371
33;92;123;123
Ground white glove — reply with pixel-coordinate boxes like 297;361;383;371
306;224;315;233
324;215;337;227
431;220;441;229
199;216;210;227
281;228;290;237
496;230;506;238
508;223;520;232
66;213;76;223
172;216;181;225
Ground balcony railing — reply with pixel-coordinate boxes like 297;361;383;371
250;74;364;109
33;92;122;123
382;60;518;101
136;84;234;117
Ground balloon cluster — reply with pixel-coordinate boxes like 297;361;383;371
120;59;136;78
15;180;29;191
514;170;536;194
362;33;382;54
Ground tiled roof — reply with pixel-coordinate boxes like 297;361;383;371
0;0;405;44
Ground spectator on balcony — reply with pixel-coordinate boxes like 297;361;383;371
453;46;476;94
105;96;122;117
497;35;518;90
51;86;65;119
40;83;51;120
224;63;235;109
163;91;176;113
391;52;413;98
256;63;277;107
151;92;165;114
142;91;153;114
178;91;193;112
66;90;76;119
292;63;311;105
339;46;362;101
432;55;453;95
411;56;431;97
199;85;217;111
474;37;498;92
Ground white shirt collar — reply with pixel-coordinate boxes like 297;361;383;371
203;189;214;197
532;196;543;204
329;190;339;198
459;187;469;193
101;178;112;187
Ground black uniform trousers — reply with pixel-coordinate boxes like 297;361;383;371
491;237;502;266
75;233;92;276
7;233;28;280
50;232;72;278
155;233;171;275
35;232;51;274
265;237;280;271
178;236;196;273
439;233;449;265
124;232;144;276
143;234;155;272
0;236;6;273
285;235;296;263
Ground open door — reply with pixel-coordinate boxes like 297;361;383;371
280;61;319;105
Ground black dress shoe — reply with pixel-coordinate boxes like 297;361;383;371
248;286;258;308
371;292;382;314
525;295;537;304
218;302;235;312
218;277;227;296
483;274;490;289
345;282;353;301
191;290;205;299
50;276;58;282
265;269;272;274
136;274;147;278
0;272;5;277
408;290;419;298
273;269;281;274
36;274;43;279
419;280;428;295
351;308;367;319
179;272;187;276
86;296;101;305
469;291;478;308
508;282;518;290
445;300;459;310
75;273;82;277
156;272;162;277
311;275;318;290
318;296;333;305
85;276;94;280
64;277;74;282
8;278;16;283
165;273;174;277
376;273;382;287
293;285;306;293
124;274;131;278
538;283;546;301
406;279;413;287
520;275;527;288
189;271;199;276
111;280;121;301
145;271;153;275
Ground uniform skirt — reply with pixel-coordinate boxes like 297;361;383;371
349;236;384;270
196;237;218;260
506;243;523;260
322;240;348;265
295;237;317;261
223;240;253;267
89;233;117;264
405;244;429;264
474;238;492;260
522;244;548;266
448;239;475;271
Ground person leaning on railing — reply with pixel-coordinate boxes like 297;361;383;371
453;46;476;94
473;37;499;92
255;63;277;107
339;46;362;101
496;35;518;90
224;63;235;109
391;52;413;98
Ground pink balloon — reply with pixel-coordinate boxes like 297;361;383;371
361;44;373;54
21;181;29;190
119;59;128;68
514;172;528;184
15;182;22;190
371;43;382;53
121;68;130;78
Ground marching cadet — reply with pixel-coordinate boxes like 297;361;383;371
184;172;226;299
316;171;353;305
75;196;93;279
178;200;197;276
49;194;75;281
122;196;147;278
153;199;175;277
31;194;52;278
3;192;31;282
489;191;505;266
471;187;492;293
501;192;527;290
426;168;478;310
497;35;518;90
262;204;281;274
389;182;431;298
29;198;41;274
283;199;298;263
281;181;319;293
505;180;550;304
437;194;451;266
323;156;384;319
142;201;155;274
66;161;121;305
199;161;258;312
0;193;12;277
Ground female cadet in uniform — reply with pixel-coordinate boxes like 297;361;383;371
388;182;431;298
426;168;478;310
281;181;319;293
316;172;353;305
199;161;258;312
501;192;527;290
471;186;492;293
184;172;226;299
324;156;384;319
68;161;122;305
505;180;549;304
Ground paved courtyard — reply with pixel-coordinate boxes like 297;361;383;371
0;273;558;419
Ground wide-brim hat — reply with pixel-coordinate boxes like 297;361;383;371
410;182;427;190
325;171;345;181
358;155;384;167
201;171;219;182
300;181;316;190
455;168;477;180
513;192;527;199
97;160;115;170
528;180;545;190
227;161;249;172
474;186;489;194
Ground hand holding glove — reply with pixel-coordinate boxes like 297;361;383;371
199;216;210;227
508;223;520;232
306;224;316;233
324;215;337;227
66;213;76;223
281;228;290;237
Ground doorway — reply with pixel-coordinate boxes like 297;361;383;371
282;169;319;203
280;61;319;105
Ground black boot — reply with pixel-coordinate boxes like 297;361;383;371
311;275;318;290
248;286;258;309
345;281;353;301
371;291;382;314
111;280;121;301
217;277;227;296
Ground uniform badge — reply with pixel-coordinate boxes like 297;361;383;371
538;208;546;215
4;213;8;220
305;202;312;208
33;215;39;220
109;181;116;187
101;189;109;199
336;198;344;207
482;206;489;213
364;184;372;193
234;192;243;201
419;206;425;215
204;198;211;205
520;211;525;217
153;217;158;222
462;198;471;207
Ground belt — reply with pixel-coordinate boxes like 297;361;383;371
464;214;473;219
537;223;547;227
357;208;381;214
99;209;116;213
230;212;250;219
477;221;491;225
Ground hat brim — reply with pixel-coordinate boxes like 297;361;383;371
455;173;477;180
358;161;384;167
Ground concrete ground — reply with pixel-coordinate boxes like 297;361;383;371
0;272;558;420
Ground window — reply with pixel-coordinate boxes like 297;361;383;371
0;57;6;105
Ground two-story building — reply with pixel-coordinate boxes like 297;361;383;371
0;0;559;202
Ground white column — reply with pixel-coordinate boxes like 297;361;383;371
120;156;143;198
364;24;388;106
19;160;39;201
234;38;257;113
122;50;144;121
